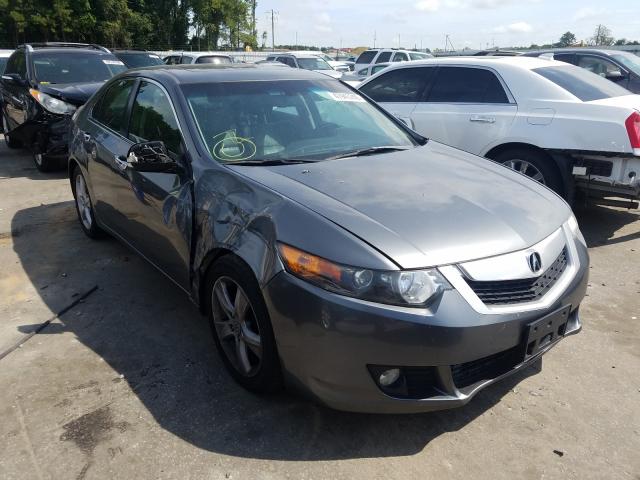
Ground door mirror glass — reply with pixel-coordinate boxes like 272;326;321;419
127;141;179;173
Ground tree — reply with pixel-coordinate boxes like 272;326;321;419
590;24;614;46
558;31;576;47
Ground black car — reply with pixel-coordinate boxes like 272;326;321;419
0;42;127;171
112;50;164;69
523;48;640;94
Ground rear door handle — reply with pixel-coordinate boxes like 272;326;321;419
83;133;91;141
469;115;496;124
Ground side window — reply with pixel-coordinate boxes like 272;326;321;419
284;57;296;68
553;53;576;65
180;56;193;64
92;78;135;134
371;64;389;75
356;50;377;64
164;56;176;65
577;56;623;77
392;52;408;62
427;67;509;103
5;51;26;77
359;67;433;103
376;51;392;63
128;81;182;154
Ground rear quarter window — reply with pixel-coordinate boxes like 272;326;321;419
533;65;630;101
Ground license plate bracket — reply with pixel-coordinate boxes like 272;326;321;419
523;305;572;361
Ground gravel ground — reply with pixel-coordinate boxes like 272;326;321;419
0;140;638;480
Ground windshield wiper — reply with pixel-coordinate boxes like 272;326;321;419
327;146;412;160
225;158;317;166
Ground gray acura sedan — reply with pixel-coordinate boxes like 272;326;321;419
68;64;588;413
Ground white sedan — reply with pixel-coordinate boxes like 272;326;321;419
357;56;640;202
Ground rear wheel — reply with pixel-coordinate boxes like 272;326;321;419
2;113;21;149
493;148;563;196
206;255;282;393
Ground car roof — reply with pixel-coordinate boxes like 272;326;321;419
121;63;334;84
30;48;115;56
525;48;624;57
376;56;561;71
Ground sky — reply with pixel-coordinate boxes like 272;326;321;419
255;0;640;51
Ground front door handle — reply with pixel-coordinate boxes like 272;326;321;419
469;115;496;124
114;155;129;171
83;133;91;142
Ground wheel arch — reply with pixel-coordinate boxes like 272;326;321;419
484;142;573;199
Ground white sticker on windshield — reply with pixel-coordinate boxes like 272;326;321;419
103;60;125;66
328;92;365;103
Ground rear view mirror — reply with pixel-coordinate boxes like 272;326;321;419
126;141;180;173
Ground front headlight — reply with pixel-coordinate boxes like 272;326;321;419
30;89;77;115
567;214;587;247
278;243;450;307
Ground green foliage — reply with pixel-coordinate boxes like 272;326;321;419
558;31;576;47
0;0;258;50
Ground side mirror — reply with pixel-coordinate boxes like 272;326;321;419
126;141;180;173
1;73;25;86
605;70;625;80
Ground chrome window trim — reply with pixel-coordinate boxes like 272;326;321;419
439;222;580;315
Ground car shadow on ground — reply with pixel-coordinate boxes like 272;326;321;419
574;202;640;247
0;141;67;180
7;201;587;461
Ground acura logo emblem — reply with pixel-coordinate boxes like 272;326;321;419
528;252;542;273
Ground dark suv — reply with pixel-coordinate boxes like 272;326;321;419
1;42;127;171
523;48;640;94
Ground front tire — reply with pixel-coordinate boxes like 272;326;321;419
206;255;282;393
71;166;104;239
33;151;58;172
493;148;563;196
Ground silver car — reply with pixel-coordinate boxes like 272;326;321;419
68;65;588;414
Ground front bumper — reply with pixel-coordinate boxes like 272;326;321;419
262;240;589;414
14;110;71;159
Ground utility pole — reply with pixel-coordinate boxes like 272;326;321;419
268;9;277;51
373;30;376;48
295;31;298;47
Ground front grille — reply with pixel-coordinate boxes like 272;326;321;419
465;247;568;305
451;344;523;389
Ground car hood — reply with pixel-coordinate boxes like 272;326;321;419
38;82;105;106
231;141;571;269
315;69;343;79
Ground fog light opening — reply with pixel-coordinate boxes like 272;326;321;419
378;368;401;387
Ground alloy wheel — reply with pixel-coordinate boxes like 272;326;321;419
502;159;546;184
211;277;263;377
75;173;93;229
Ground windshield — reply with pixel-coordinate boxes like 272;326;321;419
32;52;127;84
196;56;232;64
115;52;163;68
533;65;630;101
0;57;7;74
297;57;332;71
183;79;416;163
612;53;640;76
